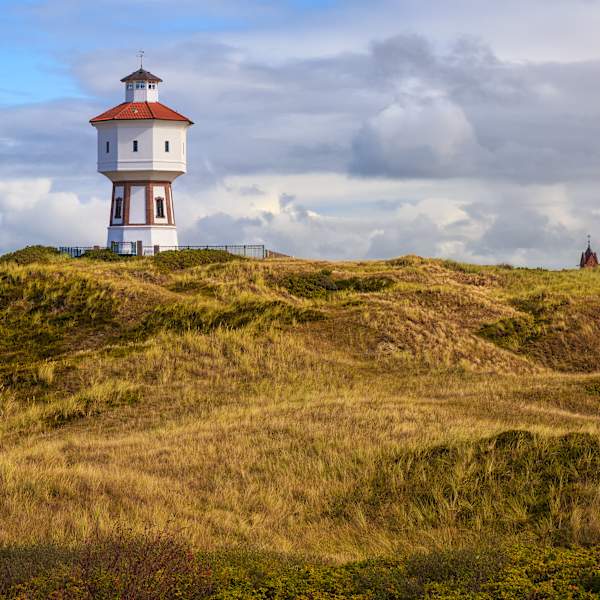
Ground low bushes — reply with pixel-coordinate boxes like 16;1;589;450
478;315;545;350
1;528;211;600
0;246;66;265
278;269;394;298
3;539;600;599
78;248;125;262
154;249;244;271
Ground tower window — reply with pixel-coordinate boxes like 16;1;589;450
165;140;170;152
114;197;123;220
133;140;138;152
149;83;156;89
155;197;165;219
105;141;110;153
126;82;133;90
135;81;146;89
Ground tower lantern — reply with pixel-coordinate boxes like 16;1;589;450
90;62;193;251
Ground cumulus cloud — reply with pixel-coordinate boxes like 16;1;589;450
351;96;482;178
0;179;106;249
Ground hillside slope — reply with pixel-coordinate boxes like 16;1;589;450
2;249;600;597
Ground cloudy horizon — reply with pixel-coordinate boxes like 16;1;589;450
3;0;600;267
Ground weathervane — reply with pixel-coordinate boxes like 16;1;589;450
137;50;145;69
588;234;592;250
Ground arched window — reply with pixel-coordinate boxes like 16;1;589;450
155;197;165;219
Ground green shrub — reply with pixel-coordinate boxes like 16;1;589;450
478;315;544;350
278;270;394;298
4;539;600;599
386;255;427;268
2;528;212;599
154;249;244;272
0;246;66;266
78;248;124;262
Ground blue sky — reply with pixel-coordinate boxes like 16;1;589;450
3;0;600;266
0;0;341;104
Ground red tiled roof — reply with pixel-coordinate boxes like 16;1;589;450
90;102;193;124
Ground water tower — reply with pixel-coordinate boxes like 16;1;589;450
90;58;193;250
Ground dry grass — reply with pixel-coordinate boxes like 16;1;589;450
2;255;600;567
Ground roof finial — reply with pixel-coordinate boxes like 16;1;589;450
137;50;145;69
588;234;592;250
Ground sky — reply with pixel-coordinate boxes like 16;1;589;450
3;1;600;266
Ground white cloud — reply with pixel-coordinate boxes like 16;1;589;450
0;179;106;249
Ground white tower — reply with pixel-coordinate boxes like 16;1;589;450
90;64;193;250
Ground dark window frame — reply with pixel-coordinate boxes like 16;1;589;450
114;197;123;220
155;197;166;219
133;140;138;152
106;141;110;153
165;140;170;153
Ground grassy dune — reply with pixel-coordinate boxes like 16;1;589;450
2;248;600;597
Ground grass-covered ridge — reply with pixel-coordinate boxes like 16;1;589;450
3;250;600;596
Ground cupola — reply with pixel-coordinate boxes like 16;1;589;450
121;68;163;103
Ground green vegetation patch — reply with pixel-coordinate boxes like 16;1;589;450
479;291;573;356
78;248;126;262
386;255;428;268
479;315;545;351
144;298;324;334
277;269;394;298
166;278;217;296
439;258;487;274
510;291;570;318
153;249;244;272
0;529;211;600
0;246;67;266
0;270;120;367
333;431;600;546
4;537;600;599
41;383;141;428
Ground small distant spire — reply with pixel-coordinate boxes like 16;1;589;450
588;234;592;250
137;50;145;69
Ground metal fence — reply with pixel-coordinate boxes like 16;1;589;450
149;245;266;259
58;244;267;259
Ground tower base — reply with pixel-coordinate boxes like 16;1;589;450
107;226;178;252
